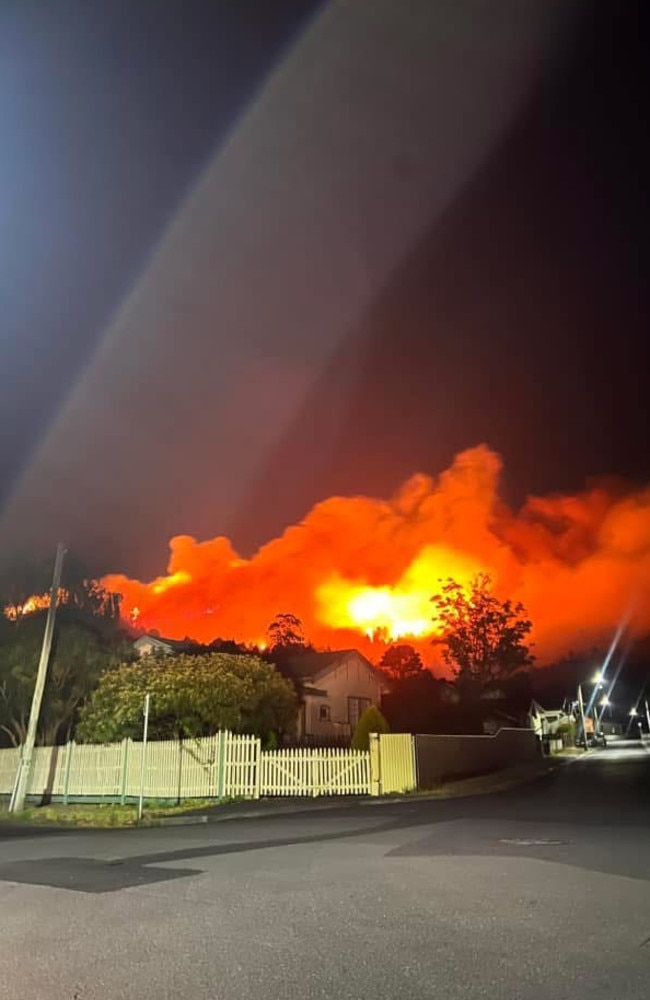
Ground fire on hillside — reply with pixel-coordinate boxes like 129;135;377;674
6;446;649;664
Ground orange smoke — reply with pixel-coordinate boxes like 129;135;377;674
102;446;650;665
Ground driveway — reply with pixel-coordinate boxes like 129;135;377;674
1;740;649;999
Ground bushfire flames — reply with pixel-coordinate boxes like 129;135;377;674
4;593;53;621
7;446;650;663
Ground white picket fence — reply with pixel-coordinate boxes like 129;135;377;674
0;734;373;802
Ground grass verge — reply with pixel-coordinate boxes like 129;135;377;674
0;799;220;828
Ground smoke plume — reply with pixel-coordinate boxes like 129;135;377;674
103;446;650;665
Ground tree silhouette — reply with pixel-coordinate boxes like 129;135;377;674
0;616;129;746
266;613;308;653
431;573;533;699
379;643;424;680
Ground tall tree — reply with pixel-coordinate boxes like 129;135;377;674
76;652;297;744
266;613;308;653
379;644;424;680
431;574;533;698
0;615;128;746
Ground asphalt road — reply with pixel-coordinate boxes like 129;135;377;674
2;741;650;1000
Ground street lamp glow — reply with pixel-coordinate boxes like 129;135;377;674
629;707;638;716
600;696;610;707
592;671;606;685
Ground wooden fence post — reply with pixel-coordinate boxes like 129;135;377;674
369;733;381;796
217;730;227;799
254;737;262;799
62;741;74;805
176;739;183;805
119;738;130;805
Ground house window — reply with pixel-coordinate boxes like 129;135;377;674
348;697;371;729
319;704;330;722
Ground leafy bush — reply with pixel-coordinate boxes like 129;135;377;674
352;705;390;751
76;653;297;743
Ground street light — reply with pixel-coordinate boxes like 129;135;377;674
577;674;611;747
625;705;641;737
599;696;610;708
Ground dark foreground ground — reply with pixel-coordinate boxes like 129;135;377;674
1;740;650;999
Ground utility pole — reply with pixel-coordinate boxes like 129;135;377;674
10;543;66;813
645;699;650;737
577;683;588;748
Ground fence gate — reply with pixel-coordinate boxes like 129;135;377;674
260;748;371;797
370;733;416;795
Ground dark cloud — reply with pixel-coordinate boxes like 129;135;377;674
1;1;647;577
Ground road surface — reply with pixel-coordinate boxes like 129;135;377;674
2;741;650;999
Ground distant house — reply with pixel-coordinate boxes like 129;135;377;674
285;649;388;743
528;700;572;738
133;634;176;658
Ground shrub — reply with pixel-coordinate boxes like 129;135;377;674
76;652;297;743
352;705;390;751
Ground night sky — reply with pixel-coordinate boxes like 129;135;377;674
1;0;648;576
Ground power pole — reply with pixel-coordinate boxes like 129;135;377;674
9;543;66;813
577;683;588;748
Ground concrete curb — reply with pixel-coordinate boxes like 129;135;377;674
152;814;209;827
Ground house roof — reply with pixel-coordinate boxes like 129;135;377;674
133;634;173;649
286;649;383;682
133;634;185;652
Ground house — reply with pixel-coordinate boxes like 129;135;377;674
528;700;572;738
285;649;387;743
133;634;176;658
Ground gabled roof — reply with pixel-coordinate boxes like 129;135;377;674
133;634;173;649
133;634;185;653
286;649;383;682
